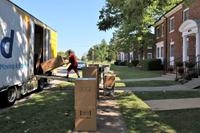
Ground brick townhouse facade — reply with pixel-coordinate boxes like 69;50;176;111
117;47;154;62
154;0;200;69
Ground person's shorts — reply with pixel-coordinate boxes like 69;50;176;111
67;64;78;72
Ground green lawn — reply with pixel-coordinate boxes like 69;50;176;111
116;80;176;87
116;92;200;133
0;89;74;133
111;65;162;79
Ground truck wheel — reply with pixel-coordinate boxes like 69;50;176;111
37;79;45;91
3;87;17;106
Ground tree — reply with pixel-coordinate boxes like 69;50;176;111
57;51;66;58
87;39;116;62
97;0;194;31
97;0;195;61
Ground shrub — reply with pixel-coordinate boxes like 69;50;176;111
114;60;120;65
131;60;139;67
119;61;127;66
175;61;183;67
185;62;195;68
141;59;163;70
167;66;174;72
178;67;184;75
184;73;192;80
128;63;134;67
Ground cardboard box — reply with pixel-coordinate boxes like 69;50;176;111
104;74;115;88
82;67;100;99
82;67;98;78
75;107;97;132
75;78;97;107
41;56;64;73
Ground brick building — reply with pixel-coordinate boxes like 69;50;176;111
117;47;154;62
154;0;200;69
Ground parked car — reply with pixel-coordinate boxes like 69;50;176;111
77;61;87;70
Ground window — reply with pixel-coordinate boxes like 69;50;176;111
156;27;161;38
170;44;174;57
183;8;189;21
147;53;152;59
161;47;164;57
169;17;175;32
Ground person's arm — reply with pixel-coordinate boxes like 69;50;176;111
65;60;70;65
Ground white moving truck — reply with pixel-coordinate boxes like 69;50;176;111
0;0;57;106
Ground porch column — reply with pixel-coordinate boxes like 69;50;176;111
196;32;200;62
183;35;188;62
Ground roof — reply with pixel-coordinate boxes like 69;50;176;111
154;1;184;27
7;0;56;32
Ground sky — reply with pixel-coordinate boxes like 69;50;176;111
10;0;113;58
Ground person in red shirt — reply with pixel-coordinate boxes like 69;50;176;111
66;50;80;78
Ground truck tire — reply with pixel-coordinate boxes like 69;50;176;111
37;79;45;91
2;87;17;106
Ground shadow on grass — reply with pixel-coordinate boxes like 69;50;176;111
116;93;200;133
0;90;74;133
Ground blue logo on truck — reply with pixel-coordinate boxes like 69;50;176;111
0;30;14;58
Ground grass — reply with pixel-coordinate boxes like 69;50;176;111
0;88;74;133
115;80;176;87
116;92;200;133
111;65;162;79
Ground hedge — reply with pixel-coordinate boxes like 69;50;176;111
141;59;163;70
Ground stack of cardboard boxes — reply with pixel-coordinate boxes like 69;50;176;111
74;66;98;132
75;78;97;131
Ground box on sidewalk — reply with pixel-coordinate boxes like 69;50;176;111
82;66;100;98
75;107;97;132
104;74;116;88
82;67;98;78
41;56;64;73
75;78;97;107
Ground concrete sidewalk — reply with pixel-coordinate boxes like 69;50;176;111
116;78;200;92
97;97;127;133
115;76;172;82
145;98;200;111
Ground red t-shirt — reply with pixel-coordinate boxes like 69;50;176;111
68;53;77;66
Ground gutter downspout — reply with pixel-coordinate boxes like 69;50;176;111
164;15;168;73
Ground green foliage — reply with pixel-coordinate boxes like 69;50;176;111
131;60;139;67
57;49;75;59
97;0;196;57
141;59;163;70
81;55;87;61
87;39;116;62
57;51;66;58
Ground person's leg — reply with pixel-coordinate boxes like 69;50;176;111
73;66;80;78
67;65;73;78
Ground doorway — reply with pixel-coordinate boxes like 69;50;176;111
34;24;44;75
